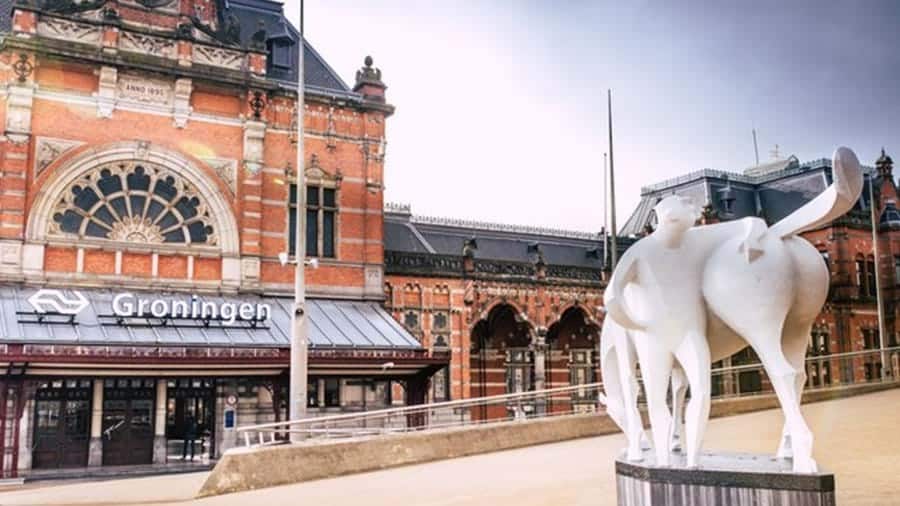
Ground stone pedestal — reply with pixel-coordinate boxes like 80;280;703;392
616;450;835;506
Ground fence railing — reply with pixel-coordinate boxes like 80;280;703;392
236;347;900;448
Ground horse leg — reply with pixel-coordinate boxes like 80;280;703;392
751;332;817;473
776;319;811;459
669;364;688;453
637;347;675;466
674;332;711;468
614;333;644;461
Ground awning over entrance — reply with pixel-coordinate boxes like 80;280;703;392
0;287;422;350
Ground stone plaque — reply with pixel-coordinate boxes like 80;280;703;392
117;74;173;105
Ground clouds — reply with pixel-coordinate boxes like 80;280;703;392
286;1;900;232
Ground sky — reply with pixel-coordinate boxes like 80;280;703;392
282;0;900;233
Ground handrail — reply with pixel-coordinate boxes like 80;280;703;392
237;381;606;434
235;347;900;447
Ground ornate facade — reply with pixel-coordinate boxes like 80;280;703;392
383;206;612;414
0;0;446;477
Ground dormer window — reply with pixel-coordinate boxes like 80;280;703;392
271;41;292;69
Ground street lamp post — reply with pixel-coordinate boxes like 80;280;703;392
868;175;889;382
289;0;308;439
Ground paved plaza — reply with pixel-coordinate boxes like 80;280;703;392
2;388;897;506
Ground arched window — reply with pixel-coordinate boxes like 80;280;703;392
50;162;217;246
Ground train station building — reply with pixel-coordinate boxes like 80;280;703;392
0;0;447;476
0;0;896;482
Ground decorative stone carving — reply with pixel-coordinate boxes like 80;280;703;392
173;78;192;128
201;157;237;194
134;141;150;160
601;147;864;474
108;216;165;243
324;107;337;151
6;85;34;140
248;91;266;120
192;44;243;70
0;241;21;269
34;137;85;176
37;17;101;45
242;121;265;177
12;53;33;83
355;55;383;87
240;257;260;286
189;12;241;47
119;31;176;59
95;66;117;118
117;73;173;105
365;266;384;296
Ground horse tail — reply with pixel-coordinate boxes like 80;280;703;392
769;147;864;239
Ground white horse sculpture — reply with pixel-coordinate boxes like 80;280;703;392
601;147;864;473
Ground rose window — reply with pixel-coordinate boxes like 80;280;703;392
50;162;217;245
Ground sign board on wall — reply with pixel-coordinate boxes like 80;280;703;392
26;289;271;326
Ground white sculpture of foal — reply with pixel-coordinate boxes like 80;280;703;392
602;147;864;474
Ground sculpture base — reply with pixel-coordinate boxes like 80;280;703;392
616;449;835;506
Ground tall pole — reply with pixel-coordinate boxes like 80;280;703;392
752;128;760;167
289;0;309;437
868;175;889;381
607;90;618;269
602;152;609;269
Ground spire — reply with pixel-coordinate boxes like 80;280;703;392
876;147;893;177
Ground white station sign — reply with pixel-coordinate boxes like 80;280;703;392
112;292;270;324
28;289;89;315
27;289;271;325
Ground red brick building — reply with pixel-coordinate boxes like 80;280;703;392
383;206;610;417
0;0;445;476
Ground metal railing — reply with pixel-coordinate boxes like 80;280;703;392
236;347;900;448
237;382;608;447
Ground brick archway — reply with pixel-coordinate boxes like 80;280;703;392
545;306;601;414
469;303;534;420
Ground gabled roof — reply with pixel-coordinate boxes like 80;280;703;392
205;0;353;93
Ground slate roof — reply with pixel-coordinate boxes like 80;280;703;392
621;157;880;236
0;0;353;96
0;0;10;32
0;287;422;350
384;208;607;269
227;0;352;93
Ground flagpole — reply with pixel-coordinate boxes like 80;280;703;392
868;175;889;381
602;152;609;269
607;90;618;269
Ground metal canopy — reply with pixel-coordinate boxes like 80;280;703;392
0;287;422;350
